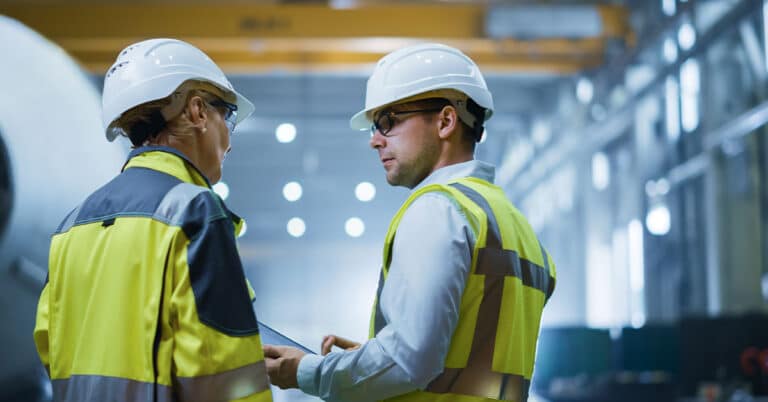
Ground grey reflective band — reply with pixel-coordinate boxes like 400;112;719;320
450;183;502;249
427;368;530;401
539;241;555;299
374;181;549;401
153;182;207;226
176;360;270;402
441;182;543;401
52;375;173;402
450;183;553;299
475;248;553;298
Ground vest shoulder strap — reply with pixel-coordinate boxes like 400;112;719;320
382;180;488;276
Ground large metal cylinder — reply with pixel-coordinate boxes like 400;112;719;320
0;16;127;397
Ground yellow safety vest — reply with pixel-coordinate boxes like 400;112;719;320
34;147;272;402
370;177;556;402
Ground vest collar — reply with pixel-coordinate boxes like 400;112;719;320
412;160;495;193
122;146;211;188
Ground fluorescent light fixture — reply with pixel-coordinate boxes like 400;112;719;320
576;77;594;104
645;180;658;198
665;76;681;141
678;22;696;51
283;181;303;202
680;59;700;132
647;178;672;198
212;181;230;200
762;272;768;302
628;219;646;328
631;312;647;328
656;178;670;195
287;217;306;238
355;182;376;202
586;240;613;327
591;152;610;191
276;123;297;143
663;37;678;63
330;0;357;9
764;1;768;74
345;217;365;238
646;203;671;236
628;219;645;291
662;0;676;16
531;119;551;147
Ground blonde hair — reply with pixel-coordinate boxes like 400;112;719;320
115;81;226;147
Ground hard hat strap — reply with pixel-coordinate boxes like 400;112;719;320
450;97;486;142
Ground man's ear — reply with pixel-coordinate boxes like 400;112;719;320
436;105;459;140
186;95;208;131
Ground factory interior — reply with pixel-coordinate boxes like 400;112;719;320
1;0;768;401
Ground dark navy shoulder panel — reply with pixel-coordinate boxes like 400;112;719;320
56;167;184;233
55;205;82;233
180;192;259;336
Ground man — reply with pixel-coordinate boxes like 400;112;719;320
33;39;272;401
265;43;556;402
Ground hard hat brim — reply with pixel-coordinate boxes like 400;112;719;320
232;89;255;126
349;108;371;131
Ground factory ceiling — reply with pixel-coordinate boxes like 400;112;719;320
0;0;632;74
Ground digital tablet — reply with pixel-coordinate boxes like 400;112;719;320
258;321;316;355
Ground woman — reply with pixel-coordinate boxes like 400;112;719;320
34;38;272;402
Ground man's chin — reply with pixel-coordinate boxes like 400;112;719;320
385;173;399;186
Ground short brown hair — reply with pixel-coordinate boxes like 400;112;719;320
395;98;480;147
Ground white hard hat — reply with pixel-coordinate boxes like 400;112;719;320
350;43;494;131
102;38;255;141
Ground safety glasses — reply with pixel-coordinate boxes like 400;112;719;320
370;108;444;137
208;99;238;134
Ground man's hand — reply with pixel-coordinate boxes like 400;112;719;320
264;344;306;389
321;335;361;355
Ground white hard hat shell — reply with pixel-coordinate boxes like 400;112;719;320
102;38;255;141
350;43;494;131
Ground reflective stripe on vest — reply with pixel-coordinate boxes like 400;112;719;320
51;361;270;402
176;360;271;402
50;181;271;401
52;375;173;402
371;178;556;402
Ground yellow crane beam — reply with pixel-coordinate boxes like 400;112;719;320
0;2;631;74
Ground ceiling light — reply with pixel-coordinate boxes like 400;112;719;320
276;123;297;143
355;182;376;202
678;22;696;51
345;217;365;238
283;181;303;202
531;120;551;147
663;37;678;63
662;0;676;16
212;181;230;200
646;203;671;236
287;217;306;238
576;77;594;104
591;152;610;191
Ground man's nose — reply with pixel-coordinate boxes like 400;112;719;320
369;130;385;149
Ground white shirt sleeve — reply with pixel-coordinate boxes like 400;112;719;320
297;192;473;402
